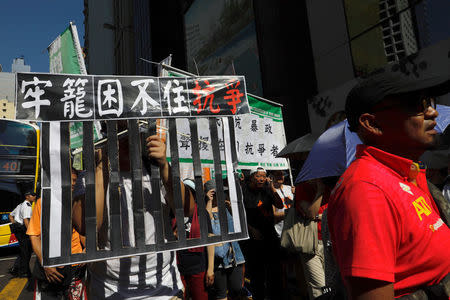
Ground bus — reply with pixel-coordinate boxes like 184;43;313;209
0;120;40;248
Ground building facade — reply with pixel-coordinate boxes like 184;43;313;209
0;99;15;119
305;0;439;134
379;0;418;62
0;72;16;119
83;0;316;142
11;57;31;73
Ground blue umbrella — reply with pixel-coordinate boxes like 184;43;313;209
436;104;450;133
295;120;362;184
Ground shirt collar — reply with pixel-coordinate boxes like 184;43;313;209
356;145;426;181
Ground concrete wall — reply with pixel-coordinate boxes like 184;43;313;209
0;73;15;103
305;0;355;93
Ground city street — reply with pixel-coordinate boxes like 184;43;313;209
0;247;34;299
0;1;449;299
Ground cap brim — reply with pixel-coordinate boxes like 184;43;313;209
393;75;450;97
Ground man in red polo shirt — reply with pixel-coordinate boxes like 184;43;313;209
328;59;450;299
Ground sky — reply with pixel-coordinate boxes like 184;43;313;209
0;1;85;73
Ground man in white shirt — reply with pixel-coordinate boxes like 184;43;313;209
8;205;21;275
10;191;37;277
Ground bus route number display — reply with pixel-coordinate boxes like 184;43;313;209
0;159;21;173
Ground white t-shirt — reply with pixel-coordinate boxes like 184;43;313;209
88;170;182;299
274;185;294;237
14;200;32;225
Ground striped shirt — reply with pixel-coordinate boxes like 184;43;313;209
88;170;182;299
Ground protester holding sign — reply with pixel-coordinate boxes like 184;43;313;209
27;170;88;299
84;123;196;299
14;68;252;299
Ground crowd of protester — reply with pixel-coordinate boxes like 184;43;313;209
7;129;450;299
8;160;327;299
6;66;450;299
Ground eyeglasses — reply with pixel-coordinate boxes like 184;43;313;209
419;96;436;112
372;95;436;115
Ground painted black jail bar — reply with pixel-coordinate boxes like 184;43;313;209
40;117;248;267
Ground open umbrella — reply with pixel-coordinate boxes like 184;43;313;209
276;133;318;159
295;120;362;184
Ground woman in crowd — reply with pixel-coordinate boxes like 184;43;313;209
204;179;245;300
175;179;215;300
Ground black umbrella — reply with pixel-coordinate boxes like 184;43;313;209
276;133;318;159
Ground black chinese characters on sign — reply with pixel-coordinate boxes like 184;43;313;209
15;73;249;121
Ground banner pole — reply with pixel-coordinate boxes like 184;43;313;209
69;22;88;75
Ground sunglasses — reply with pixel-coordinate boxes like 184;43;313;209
372;95;436;115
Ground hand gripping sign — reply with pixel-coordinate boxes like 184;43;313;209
16;72;249;266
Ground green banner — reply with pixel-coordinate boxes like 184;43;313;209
248;95;283;122
48;24;101;151
49;27;82;74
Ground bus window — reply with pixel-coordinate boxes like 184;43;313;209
0;120;39;247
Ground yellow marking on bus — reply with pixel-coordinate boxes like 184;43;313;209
0;144;36;148
34;128;40;193
0;224;11;235
0;277;28;299
0;223;12;247
0;236;11;246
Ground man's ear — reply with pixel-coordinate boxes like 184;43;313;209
359;113;382;136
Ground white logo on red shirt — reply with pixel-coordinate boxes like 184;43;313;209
399;182;413;195
429;218;444;232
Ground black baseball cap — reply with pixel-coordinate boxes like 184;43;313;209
25;191;36;197
346;38;450;131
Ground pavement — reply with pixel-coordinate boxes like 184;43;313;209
0;247;34;300
0;247;309;300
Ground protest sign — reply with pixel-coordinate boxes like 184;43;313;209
236;95;288;170
168;96;289;180
15;73;249;121
13;71;249;267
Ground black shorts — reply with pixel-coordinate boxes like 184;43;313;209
210;264;244;299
